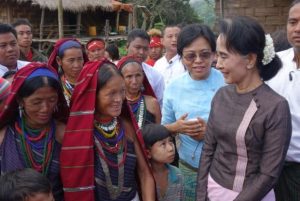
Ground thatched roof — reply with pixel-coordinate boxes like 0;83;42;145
16;0;113;12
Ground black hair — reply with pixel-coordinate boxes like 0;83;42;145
86;37;105;49
270;30;291;52
219;16;282;81
2;70;17;79
97;62;122;91
127;29;150;46
142;124;171;149
290;0;300;8
12;18;33;30
0;169;52;201
106;44;120;61
0;23;17;38
162;24;182;37
177;23;216;56
18;76;61;99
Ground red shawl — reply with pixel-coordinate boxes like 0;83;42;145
117;55;156;98
48;38;89;71
0;62;69;128
60;59;150;201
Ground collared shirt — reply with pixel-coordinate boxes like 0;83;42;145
153;54;186;86
266;47;300;162
0;60;29;77
142;62;165;108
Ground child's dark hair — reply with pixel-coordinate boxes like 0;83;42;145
142;124;171;149
0;169;52;201
219;16;282;81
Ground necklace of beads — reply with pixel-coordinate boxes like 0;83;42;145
15;116;55;175
61;76;74;105
128;95;146;128
94;118;119;139
94;117;118;133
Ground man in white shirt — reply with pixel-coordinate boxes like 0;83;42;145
126;29;165;107
153;25;186;86
0;24;28;77
267;1;300;200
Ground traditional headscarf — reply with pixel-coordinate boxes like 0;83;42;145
117;55;156;98
149;36;163;48
48;38;88;71
0;62;69;128
0;77;11;101
60;58;150;201
86;39;105;51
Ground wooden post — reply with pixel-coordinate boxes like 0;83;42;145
220;0;224;19
57;0;64;38
132;6;137;28
116;11;120;33
39;8;45;51
6;4;12;23
76;13;81;36
128;13;133;33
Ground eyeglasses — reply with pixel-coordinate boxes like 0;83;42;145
182;51;213;62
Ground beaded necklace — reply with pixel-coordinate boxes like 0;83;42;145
15;117;55;176
61;76;74;105
128;95;146;128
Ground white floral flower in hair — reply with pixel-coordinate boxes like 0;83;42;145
262;34;275;65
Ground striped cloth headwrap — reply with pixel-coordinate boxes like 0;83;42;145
60;58;150;201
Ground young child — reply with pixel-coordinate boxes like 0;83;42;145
0;168;54;201
142;124;185;201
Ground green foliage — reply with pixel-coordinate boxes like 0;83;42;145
190;0;216;28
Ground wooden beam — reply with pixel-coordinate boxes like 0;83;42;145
57;0;64;38
76;13;81;36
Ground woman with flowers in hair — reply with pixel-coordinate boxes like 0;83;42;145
196;16;292;201
60;59;155;201
0;63;69;201
117;56;161;128
48;38;88;106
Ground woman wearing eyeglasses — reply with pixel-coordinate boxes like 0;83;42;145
162;24;225;201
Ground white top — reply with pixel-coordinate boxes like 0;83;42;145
0;60;29;77
153;54;186;86
266;48;300;162
142;62;165;108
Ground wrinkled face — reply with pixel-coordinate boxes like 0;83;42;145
96;75;125;119
149;46;163;61
182;36;215;80
15;24;32;48
21;86;58;129
87;48;105;61
121;62;144;95
0;32;20;69
25;193;54;201
149;136;175;164
57;47;84;83
127;37;149;62
162;27;181;53
287;3;300;50
216;35;249;85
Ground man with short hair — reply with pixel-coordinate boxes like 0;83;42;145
0;24;28;77
153;25;186;86
12;18;48;62
126;29;165;107
267;1;300;200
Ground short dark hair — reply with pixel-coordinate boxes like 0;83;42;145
0;24;17;38
177;24;216;56
290;0;300;8
0;169;52;201
106;44;120;60
97;62;122;92
270;30;291;52
127;29;150;46
12;18;32;30
142;124;171;149
219;16;282;81
162;24;182;37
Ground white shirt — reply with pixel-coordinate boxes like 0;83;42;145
266;48;300;162
153;54;186;86
142;62;165;108
0;60;29;77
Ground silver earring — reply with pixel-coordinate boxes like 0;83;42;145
19;105;23;118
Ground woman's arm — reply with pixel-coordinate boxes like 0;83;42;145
234;100;292;201
55;121;66;144
145;95;162;124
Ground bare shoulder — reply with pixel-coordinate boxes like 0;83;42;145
0;126;7;146
144;95;159;105
55;121;66;144
121;117;135;143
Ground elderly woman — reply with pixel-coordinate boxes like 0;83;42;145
60;59;155;201
48;38;88;105
117;56;161;128
0;63;69;200
162;24;225;201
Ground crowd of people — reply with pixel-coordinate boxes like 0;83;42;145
0;0;299;201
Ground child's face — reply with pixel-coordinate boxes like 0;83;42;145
149;136;175;164
25;193;54;201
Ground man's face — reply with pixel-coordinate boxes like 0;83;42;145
15;24;32;48
162;27;181;53
149;46;163;61
0;32;19;69
127;37;149;62
287;3;300;50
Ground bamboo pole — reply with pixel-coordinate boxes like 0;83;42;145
76;13;81;36
39;8;45;51
57;0;64;38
